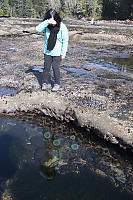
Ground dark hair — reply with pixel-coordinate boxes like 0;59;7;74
43;9;61;27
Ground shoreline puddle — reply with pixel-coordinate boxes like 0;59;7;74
84;57;133;74
0;87;16;96
63;55;133;80
63;67;90;78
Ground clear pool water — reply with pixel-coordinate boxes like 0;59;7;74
0;117;133;200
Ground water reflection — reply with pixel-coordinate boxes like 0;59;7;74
85;55;133;74
0;116;133;200
40;130;58;181
0;87;16;96
40;129;81;181
103;55;133;73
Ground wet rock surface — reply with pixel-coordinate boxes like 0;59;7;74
0;18;133;151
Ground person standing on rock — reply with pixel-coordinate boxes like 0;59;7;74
36;9;69;92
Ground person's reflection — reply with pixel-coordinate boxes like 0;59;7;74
40;164;56;181
39;129;61;181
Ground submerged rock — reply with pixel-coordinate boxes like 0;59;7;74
116;176;126;184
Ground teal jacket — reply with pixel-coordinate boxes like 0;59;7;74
36;20;69;57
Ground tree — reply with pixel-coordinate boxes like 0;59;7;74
102;0;133;20
65;0;80;16
102;0;115;19
0;0;132;20
8;0;15;16
32;0;47;18
23;0;36;18
0;0;11;16
118;0;132;19
60;0;66;14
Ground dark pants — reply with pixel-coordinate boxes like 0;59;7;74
42;54;61;85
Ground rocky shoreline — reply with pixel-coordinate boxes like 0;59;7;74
0;17;133;151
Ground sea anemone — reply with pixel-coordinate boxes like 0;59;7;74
70;135;76;140
44;131;51;139
71;144;79;151
53;139;61;146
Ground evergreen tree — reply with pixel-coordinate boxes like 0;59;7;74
118;0;131;19
0;0;132;20
102;0;133;20
0;8;4;16
80;0;86;16
0;0;11;16
102;0;116;19
13;0;23;17
33;0;47;18
0;0;3;16
8;0;15;16
130;2;133;19
60;0;66;14
23;0;35;17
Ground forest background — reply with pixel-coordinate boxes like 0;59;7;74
0;0;133;20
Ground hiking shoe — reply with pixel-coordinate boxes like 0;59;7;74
51;84;60;92
42;83;47;91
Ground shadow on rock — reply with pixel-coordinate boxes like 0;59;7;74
25;66;54;87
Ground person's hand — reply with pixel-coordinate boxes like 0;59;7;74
48;18;57;25
61;56;65;59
